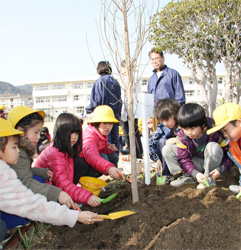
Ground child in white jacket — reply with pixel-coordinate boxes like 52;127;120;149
0;118;102;244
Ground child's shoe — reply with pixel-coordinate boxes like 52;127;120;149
170;173;196;187
0;232;12;245
197;177;216;189
16;221;31;228
229;185;240;194
165;175;174;184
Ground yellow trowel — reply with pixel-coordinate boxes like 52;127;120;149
99;210;136;220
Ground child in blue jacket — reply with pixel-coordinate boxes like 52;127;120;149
149;99;181;183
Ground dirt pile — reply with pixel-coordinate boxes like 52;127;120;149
15;166;241;250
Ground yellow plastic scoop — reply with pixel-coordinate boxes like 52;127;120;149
99;210;136;220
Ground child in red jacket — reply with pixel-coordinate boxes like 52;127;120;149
82;105;122;180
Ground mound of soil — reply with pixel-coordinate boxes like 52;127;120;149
16;166;240;250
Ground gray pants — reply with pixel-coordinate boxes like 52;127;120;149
162;142;223;177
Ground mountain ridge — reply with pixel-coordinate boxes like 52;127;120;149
0;81;32;95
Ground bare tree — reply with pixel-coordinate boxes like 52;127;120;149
98;0;159;203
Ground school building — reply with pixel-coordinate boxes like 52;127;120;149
28;74;226;121
1;74;226;121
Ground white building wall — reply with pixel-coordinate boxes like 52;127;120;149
0;94;32;114
30;74;226;121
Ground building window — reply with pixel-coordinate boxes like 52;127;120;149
76;106;85;113
52;84;66;90
185;90;195;97
142;80;148;86
87;82;94;88
73;82;84;89
36;97;50;103
52;96;67;102
36;85;49;91
74;95;79;101
218;77;223;84
189;78;194;84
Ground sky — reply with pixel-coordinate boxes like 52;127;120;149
0;0;222;86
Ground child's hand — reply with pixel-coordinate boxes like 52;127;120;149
209;169;221;180
166;137;177;145
46;170;53;182
196;172;206;184
58;191;75;208
156;159;163;173
77;211;103;225
107;144;118;152
108;167;120;179
87;195;101;207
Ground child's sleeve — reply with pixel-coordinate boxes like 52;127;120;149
216;136;234;174
10;151;61;202
149;136;160;162
31;167;49;180
176;137;198;177
0;161;78;228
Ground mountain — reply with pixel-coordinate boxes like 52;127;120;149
0;81;32;95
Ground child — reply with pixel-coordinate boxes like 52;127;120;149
34;113;102;207
0;105;6;119
85;61;122;153
149;99;181;183
37;127;51;154
42;126;51;141
82;105;122;180
207;103;241;194
7;106;73;207
0;118;103;243
162;103;233;188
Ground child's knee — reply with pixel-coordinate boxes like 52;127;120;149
162;144;175;158
205;142;223;158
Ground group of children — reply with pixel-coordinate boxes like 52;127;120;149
0;104;121;245
0;100;240;245
149;100;240;193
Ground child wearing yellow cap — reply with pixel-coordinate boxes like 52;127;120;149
82;105;122;180
0;118;103;246
207;103;241;194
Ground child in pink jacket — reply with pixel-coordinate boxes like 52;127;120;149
34;113;104;207
82;105;122;180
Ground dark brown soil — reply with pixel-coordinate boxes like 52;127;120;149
14;166;241;250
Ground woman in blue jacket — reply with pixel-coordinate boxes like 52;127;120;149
86;61;122;153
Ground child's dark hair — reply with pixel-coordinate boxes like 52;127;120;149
97;61;112;75
154;99;181;121
0;135;20;152
91;122;101;129
230;120;238;126
178;103;207;129
15;113;44;132
53;113;82;157
42;127;50;134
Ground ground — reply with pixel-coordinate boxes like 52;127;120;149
12;165;240;250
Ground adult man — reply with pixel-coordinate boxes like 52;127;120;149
147;48;185;106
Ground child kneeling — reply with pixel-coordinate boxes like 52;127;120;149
207;103;241;194
82;105;121;180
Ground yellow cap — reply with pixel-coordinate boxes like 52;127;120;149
0;104;6;110
7;105;45;128
0;118;24;137
89;105;119;123
207;103;241;135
